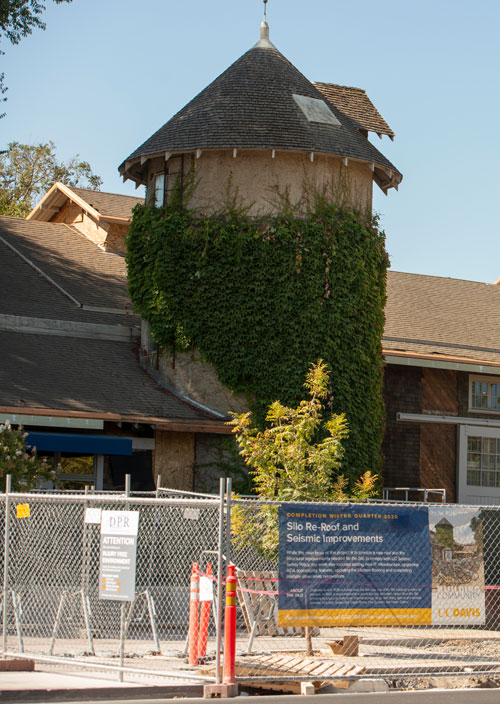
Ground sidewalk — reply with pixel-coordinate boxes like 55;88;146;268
0;664;204;702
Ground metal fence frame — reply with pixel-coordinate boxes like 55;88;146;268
0;476;233;684
3;481;500;687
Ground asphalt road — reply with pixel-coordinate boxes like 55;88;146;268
37;689;500;704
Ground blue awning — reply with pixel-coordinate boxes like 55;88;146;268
25;433;133;455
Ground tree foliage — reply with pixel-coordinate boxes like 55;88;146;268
0;422;54;491
1;0;70;44
0;141;102;217
229;361;377;559
0;0;72;117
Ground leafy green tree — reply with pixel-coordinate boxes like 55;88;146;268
0;141;102;217
1;0;72;117
1;0;71;44
0;422;54;491
230;360;377;654
230;360;377;559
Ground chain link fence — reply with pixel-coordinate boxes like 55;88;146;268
0;487;225;683
3;486;500;689
226;497;500;690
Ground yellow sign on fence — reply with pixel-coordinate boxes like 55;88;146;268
16;504;30;519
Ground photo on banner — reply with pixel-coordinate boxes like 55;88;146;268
430;506;485;625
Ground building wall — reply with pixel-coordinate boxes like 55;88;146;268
382;364;422;488
51;202;128;253
105;223;128;254
194;434;249;494
146;149;373;216
153;430;195;490
156;347;249;417
382;365;500;502
420;368;459;502
52;202;107;246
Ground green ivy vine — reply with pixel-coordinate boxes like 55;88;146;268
126;201;389;485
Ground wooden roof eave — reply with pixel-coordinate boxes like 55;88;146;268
26;182;67;221
27;182;132;225
121;148;402;192
27;182;103;224
0;405;230;433
373;165;402;194
383;349;500;369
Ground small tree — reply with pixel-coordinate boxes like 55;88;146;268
230;359;377;550
229;360;377;654
0;422;54;491
0;141;102;217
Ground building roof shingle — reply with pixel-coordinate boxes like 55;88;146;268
120;32;401;190
0;238;135;326
384;271;500;366
0;214;225;425
0;330;215;423
69;187;144;219
0;216;133;314
313;82;394;139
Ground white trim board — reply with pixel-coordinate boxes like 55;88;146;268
397;412;500;429
385;354;500;375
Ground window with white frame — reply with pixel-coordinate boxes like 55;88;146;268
458;426;500;503
153;172;165;207
469;375;500;412
466;435;500;487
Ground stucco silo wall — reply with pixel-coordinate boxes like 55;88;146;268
147;149;373;215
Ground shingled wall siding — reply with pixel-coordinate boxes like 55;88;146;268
420;368;459;502
382;366;493;502
382;364;422;488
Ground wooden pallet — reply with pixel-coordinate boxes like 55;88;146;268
200;653;366;694
237;653;366;681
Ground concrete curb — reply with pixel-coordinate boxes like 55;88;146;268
0;683;204;703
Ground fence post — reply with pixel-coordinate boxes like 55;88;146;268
225;478;232;573
2;474;11;654
223;564;237;686
215;478;225;685
222;478;232;679
125;474;131;497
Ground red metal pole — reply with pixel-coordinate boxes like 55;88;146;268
198;562;212;659
223;564;237;685
188;562;200;666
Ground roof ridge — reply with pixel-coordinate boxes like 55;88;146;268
388;270;492;286
314;81;367;94
69;185;144;199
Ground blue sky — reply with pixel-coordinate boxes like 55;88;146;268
2;0;499;283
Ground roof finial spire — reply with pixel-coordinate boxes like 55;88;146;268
260;0;270;42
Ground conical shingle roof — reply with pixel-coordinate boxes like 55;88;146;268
119;25;401;190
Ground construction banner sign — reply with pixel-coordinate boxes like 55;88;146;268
99;510;140;601
278;503;485;627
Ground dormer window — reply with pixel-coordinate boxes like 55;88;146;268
292;94;341;126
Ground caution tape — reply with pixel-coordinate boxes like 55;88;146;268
193;566;500;597
194;567;278;595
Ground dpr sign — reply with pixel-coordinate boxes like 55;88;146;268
99;510;140;601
